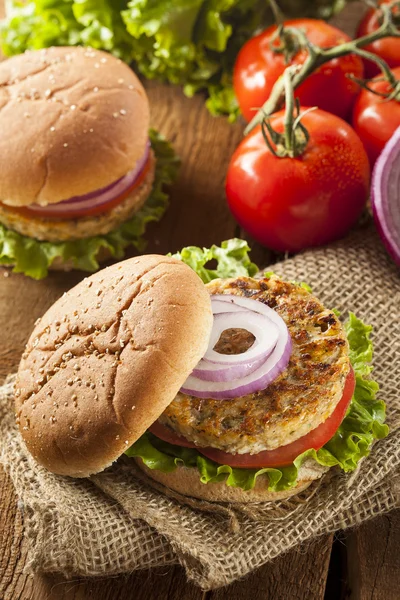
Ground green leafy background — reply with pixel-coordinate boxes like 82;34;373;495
1;0;347;119
0;129;179;279
126;242;388;492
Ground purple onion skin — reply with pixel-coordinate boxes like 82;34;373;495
371;126;400;267
192;354;266;382
181;336;292;400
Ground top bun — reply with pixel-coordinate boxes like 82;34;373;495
15;255;213;477
0;46;150;207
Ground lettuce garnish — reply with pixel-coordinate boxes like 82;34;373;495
170;238;258;283
0;129;179;280
0;1;347;120
126;249;389;492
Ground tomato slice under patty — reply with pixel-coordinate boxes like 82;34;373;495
149;420;198;448
149;368;356;468
3;157;151;220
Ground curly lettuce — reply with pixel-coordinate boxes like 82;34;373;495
170;238;258;283
127;310;389;493
1;0;348;120
0;129;179;279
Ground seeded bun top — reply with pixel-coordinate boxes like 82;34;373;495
15;255;213;477
0;46;150;207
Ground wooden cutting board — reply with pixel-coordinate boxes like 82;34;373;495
0;2;399;599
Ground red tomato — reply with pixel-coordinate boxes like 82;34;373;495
149;420;197;449
150;369;355;468
357;0;400;78
234;18;364;122
352;66;400;167
7;157;152;220
197;369;356;468
225;109;370;252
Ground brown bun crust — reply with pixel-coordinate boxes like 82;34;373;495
135;459;328;503
15;256;213;477
0;151;155;242
0;47;149;207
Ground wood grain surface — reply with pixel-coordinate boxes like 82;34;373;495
0;2;399;600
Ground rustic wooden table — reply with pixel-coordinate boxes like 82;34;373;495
0;2;399;599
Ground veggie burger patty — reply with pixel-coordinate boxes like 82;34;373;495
160;276;351;454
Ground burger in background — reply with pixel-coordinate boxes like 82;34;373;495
0;46;178;279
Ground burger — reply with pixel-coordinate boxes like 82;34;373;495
15;242;388;502
0;46;178;280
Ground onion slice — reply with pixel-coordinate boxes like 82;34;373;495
27;140;150;217
203;311;278;365
181;294;292;399
193;311;278;382
371;125;400;266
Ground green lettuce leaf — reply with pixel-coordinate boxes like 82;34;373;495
169;238;258;283
0;0;348;120
127;312;389;492
0;129;179;279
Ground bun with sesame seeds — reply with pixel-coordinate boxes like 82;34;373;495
0;46;150;208
15;255;213;477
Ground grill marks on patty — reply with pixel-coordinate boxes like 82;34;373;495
159;276;351;455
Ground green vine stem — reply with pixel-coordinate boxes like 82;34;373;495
260;67;316;159
245;0;400;135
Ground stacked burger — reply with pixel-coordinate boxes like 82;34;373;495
0;46;177;279
15;246;388;502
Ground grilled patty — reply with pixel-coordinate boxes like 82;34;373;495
159;276;351;454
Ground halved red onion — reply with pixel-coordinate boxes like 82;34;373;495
181;294;292;399
28;140;150;217
371;126;400;266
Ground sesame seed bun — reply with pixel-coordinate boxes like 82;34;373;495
0;46;150;207
15;255;213;477
135;458;329;503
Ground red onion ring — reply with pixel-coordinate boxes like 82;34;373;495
193;311;278;381
181;294;292;399
371;125;400;266
28;140;150;217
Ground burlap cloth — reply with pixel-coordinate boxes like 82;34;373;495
0;225;399;590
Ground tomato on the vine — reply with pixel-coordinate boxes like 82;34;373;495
225;109;370;253
357;0;400;78
233;18;364;123
352;66;400;167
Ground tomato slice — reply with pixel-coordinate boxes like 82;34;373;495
3;157;151;221
198;368;355;468
148;420;198;449
149;368;355;468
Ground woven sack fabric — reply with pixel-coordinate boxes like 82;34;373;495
0;226;399;590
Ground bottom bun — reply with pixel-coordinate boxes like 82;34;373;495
135;458;329;503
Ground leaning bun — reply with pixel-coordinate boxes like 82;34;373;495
0;46;149;207
135;458;328;503
15;256;213;477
